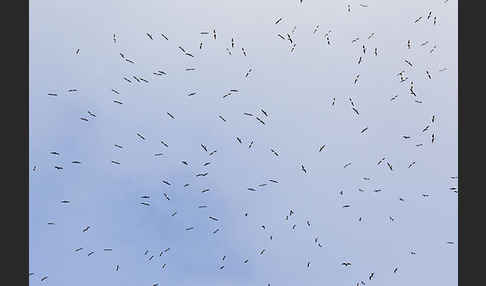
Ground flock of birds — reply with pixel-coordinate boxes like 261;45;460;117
31;1;457;285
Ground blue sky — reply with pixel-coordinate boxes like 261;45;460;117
29;0;457;285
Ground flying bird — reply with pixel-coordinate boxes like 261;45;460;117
301;165;307;173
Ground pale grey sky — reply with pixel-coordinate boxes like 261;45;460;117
30;0;457;285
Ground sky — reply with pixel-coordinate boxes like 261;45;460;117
29;0;457;285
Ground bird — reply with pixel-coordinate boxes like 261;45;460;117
161;33;168;40
369;272;374;280
361;127;368;134
54;166;63;170
271;149;279;156
256;117;265;125
275;17;283;24
41;276;48;281
136;133;145;140
342;262;352;266
301;165;307;173
162;181;171;187
82;226;90;232
167;112;175;119
319;145;326;152
387;162;393;171
146;33;153;40
408;161;416;168
393;267;398;273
